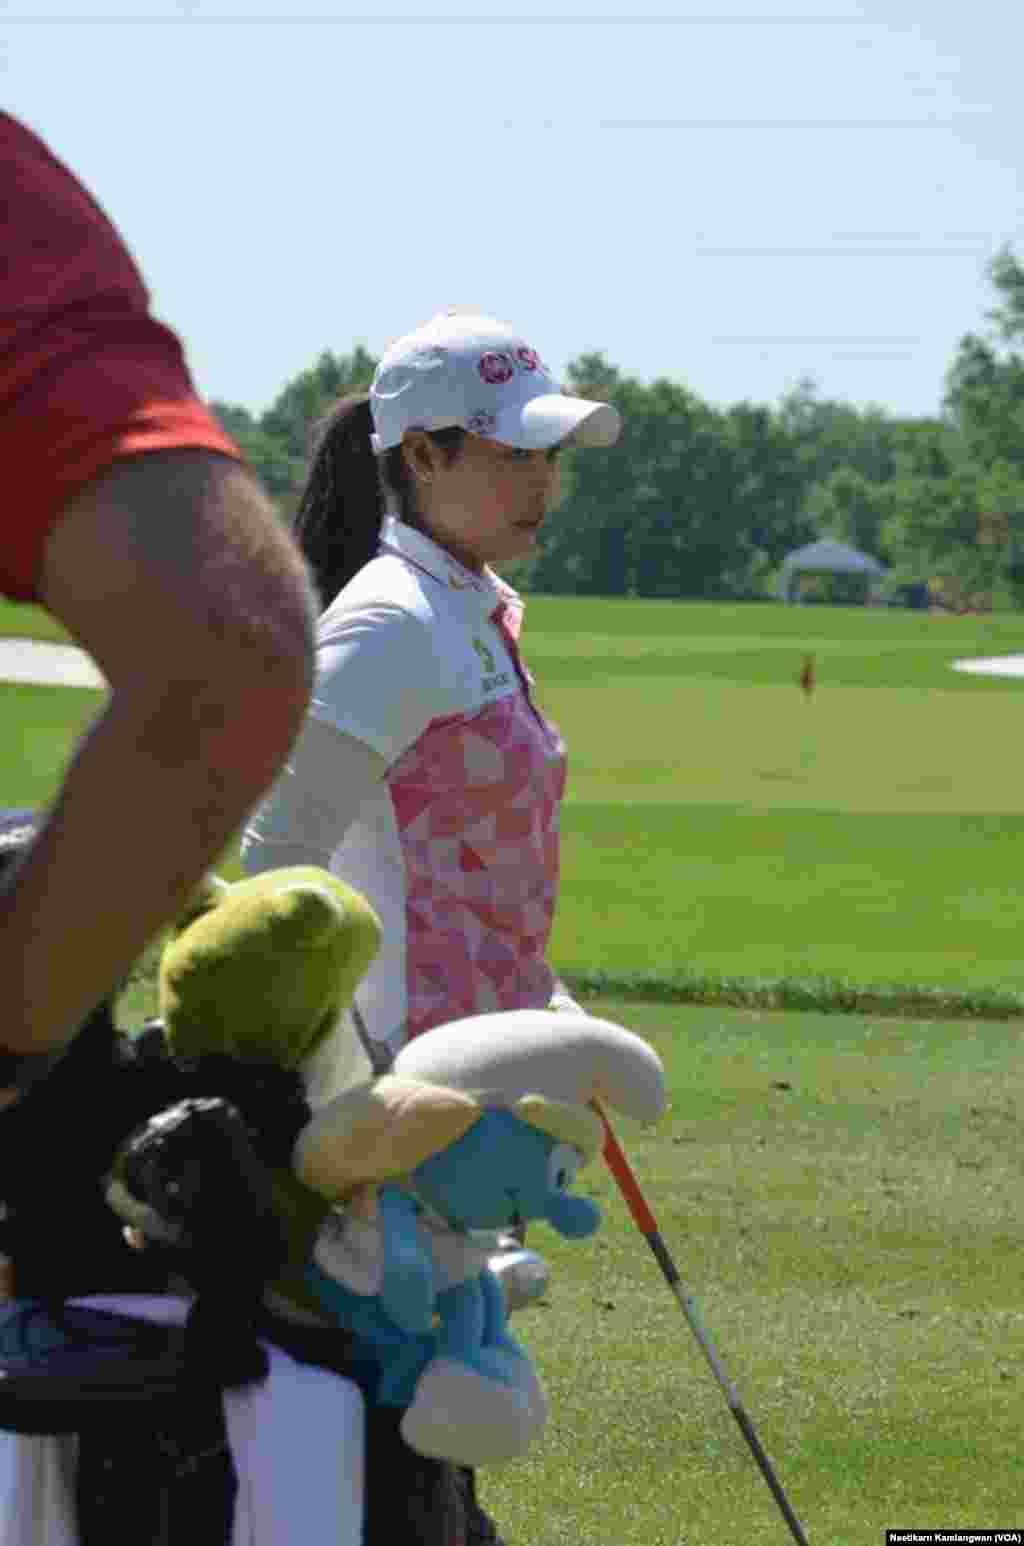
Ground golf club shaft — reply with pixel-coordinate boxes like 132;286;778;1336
591;1100;811;1546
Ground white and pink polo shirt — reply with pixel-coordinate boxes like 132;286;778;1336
310;517;566;1061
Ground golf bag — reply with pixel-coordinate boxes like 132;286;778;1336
0;811;464;1544
0;1014;467;1544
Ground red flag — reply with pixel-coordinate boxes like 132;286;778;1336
799;655;815;697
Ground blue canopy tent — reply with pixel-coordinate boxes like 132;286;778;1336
777;538;886;603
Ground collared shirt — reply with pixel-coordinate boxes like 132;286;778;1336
309;517;566;1058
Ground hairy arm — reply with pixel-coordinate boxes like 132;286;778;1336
0;449;316;1067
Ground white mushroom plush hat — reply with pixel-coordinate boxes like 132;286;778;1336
395;1009;665;1154
296;1009;666;1201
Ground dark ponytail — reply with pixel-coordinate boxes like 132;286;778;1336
293;393;469;610
293;394;383;610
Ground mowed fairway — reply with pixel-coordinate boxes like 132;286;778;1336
2;590;1024;989
519;598;1024;995
2;599;1023;1540
3;596;1024;994
481;1000;1024;1546
0;602;104;804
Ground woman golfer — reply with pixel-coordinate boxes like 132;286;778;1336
242;308;620;1545
242;309;620;1071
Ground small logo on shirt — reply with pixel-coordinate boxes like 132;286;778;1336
472;637;496;675
472;637;511;695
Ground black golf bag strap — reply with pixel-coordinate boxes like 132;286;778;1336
0;1297;268;1436
0;1044;65;1096
75;1386;237;1546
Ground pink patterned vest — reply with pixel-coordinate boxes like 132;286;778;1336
389;599;566;1039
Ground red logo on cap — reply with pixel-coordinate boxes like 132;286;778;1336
478;352;514;385
516;347;540;372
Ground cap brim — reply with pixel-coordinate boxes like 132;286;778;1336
496;393;622;451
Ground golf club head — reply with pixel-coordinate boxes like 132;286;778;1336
488;1243;550;1312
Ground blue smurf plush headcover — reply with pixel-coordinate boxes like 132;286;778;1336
409;1104;599;1240
295;1008;667;1216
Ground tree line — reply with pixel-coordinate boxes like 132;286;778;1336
212;249;1024;609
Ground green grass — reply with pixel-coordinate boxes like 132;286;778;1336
0;599;74;645
526;598;1024;998
478;999;1024;1545
4;596;1024;1003
0;682;104;804
555;804;1024;995
4;600;1023;1540
102;968;1024;1542
0;605;101;802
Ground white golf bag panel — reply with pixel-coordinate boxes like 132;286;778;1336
0;1297;365;1546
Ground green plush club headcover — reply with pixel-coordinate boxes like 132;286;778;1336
159;867;382;1068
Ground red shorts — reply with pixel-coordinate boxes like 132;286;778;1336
0;114;242;602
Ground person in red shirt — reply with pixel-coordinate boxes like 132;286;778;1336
0;113;316;1097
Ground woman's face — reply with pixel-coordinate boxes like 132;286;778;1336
403;433;564;573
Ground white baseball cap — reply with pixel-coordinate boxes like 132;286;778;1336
369;311;622;455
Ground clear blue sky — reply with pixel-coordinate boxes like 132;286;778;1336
5;0;1021;420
